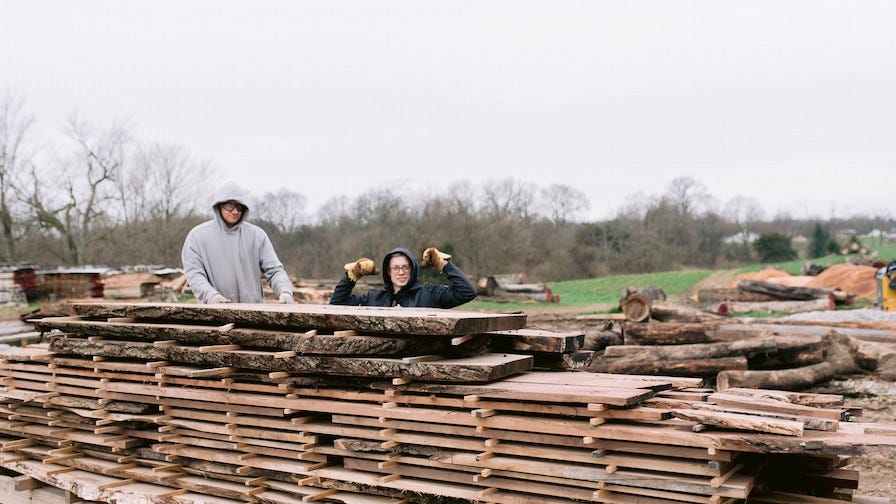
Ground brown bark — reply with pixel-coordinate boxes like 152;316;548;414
47;336;533;383
602;337;777;360
68;302;527;336
737;280;835;301
487;328;584;353
585;355;748;376
717;333;860;391
647;301;726;323
621;294;651;322
697;288;779;303
36;316;445;356
623;321;726;345
583;330;623;351
716;298;833;315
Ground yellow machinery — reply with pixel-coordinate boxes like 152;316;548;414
878;262;896;311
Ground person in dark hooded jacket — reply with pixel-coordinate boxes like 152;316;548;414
329;247;476;308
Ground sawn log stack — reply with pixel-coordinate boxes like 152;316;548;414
0;302;893;503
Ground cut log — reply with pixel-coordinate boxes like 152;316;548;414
621;295;651;322
714;298;833;316
67;302;527;336
583;330;623;351
647;301;726;323
737;280;835;301
623;321;724;345
748;338;825;370
585;355;748;377
601;337;777;360
697;288;779;303
717;333;860;391
502;283;549;293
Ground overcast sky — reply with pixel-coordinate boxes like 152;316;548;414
2;1;894;221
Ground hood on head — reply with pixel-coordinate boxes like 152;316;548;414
212;184;250;225
382;247;418;291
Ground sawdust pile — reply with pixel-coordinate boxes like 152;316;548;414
730;267;791;285
732;263;879;298
804;263;878;298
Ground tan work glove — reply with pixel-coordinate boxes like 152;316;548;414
421;247;451;272
209;293;231;304
344;257;379;282
278;292;294;304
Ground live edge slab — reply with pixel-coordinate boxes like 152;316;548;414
66;302;527;336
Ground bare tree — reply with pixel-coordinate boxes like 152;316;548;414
253;188;307;235
23;114;130;264
666;176;711;215
724;195;765;258
540;183;590;225
482;178;536;219
108;142;214;265
0;90;34;262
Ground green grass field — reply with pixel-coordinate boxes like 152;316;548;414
465;239;896;313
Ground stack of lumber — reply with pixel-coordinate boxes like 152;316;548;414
102;272;164;299
486;328;594;370
39;268;107;299
0;303;893;504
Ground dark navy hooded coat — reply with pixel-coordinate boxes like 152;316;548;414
329;247;476;308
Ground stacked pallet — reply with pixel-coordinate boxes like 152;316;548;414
0;302;893;504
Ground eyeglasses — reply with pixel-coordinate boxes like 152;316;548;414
221;203;245;212
390;265;411;273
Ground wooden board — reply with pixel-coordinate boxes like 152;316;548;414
67;302;527;335
486;328;584;353
48;337;533;382
35;316;449;356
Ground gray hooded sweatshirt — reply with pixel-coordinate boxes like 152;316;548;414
181;192;293;304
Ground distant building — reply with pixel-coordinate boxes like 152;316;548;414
723;232;758;245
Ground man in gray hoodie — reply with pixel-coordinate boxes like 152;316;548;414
181;191;294;304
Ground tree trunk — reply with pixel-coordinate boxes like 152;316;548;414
621;294;651;322
737;280;835;301
586;355;748;376
717;333;860;391
648;301;726;323
602;337;777;360
715;298;833;316
697;288;778;303
623;321;723;345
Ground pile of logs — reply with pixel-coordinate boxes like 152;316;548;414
0;303;893;503
698;279;855;316
477;274;559;303
587;297;896;392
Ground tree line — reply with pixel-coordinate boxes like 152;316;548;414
2;90;893;282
